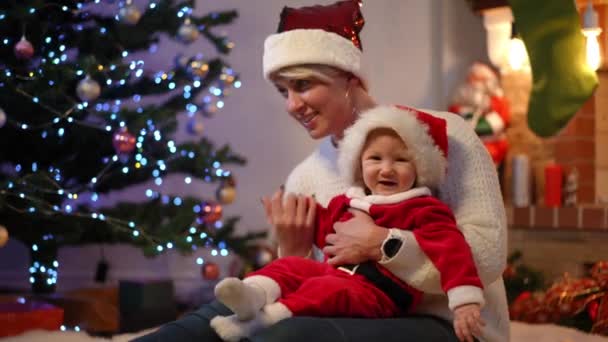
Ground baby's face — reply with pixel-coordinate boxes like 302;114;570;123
360;129;416;196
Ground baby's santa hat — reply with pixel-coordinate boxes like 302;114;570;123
263;0;367;85
338;106;449;189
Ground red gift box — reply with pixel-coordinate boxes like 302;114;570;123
0;300;64;337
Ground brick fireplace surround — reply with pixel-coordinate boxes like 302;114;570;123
501;46;608;280
468;0;608;294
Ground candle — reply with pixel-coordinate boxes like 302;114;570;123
544;163;563;207
512;154;530;207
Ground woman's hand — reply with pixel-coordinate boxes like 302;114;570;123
323;209;388;265
262;188;316;257
453;303;485;342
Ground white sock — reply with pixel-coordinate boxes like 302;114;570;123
261;302;293;325
209;302;293;341
215;277;266;321
210;314;266;342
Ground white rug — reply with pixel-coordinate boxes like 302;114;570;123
2;322;608;341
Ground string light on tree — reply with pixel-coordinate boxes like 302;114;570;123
0;1;253;294
76;75;101;102
14;36;34;60
188;59;209;78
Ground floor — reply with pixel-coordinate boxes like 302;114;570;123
2;322;608;342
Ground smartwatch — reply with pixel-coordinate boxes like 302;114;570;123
380;229;404;260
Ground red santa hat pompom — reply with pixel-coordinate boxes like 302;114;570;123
263;0;367;84
338;106;448;189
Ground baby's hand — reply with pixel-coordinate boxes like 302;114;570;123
453;303;485;342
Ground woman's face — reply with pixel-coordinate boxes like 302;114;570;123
272;75;356;140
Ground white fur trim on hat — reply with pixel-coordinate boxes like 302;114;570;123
263;29;364;81
338;106;447;189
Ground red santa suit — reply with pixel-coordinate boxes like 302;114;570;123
248;186;484;318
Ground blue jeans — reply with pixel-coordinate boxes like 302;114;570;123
132;300;460;341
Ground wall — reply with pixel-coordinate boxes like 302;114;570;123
0;0;488;301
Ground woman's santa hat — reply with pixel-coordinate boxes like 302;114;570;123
338;106;449;189
263;0;366;83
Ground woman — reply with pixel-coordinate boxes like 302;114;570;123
135;1;509;341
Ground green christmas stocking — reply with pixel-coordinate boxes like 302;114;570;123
508;0;598;137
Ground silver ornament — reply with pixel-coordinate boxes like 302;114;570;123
119;1;141;25
178;18;200;43
0;107;6;128
76;75;101;102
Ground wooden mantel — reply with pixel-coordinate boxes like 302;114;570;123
507;206;608;230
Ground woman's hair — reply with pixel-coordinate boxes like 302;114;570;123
270;64;349;84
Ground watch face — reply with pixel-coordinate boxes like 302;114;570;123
383;238;403;258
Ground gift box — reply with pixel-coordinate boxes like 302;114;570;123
1;287;119;334
0;300;63;337
45;287;119;333
119;279;177;332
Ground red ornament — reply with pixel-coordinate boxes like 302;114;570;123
593;296;608;334
502;265;515;279
278;0;365;50
589;300;600;322
202;262;220;280
14;36;34;60
591;261;608;289
198;201;223;224
112;128;136;154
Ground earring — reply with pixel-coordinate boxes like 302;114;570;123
344;86;358;118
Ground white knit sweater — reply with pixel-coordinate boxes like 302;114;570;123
283;109;510;342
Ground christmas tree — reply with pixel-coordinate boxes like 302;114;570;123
0;0;262;293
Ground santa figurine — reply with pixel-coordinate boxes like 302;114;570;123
448;62;510;166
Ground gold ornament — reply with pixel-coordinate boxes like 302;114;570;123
76;75;101;102
0;225;9;247
118;0;142;25
216;185;236;204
